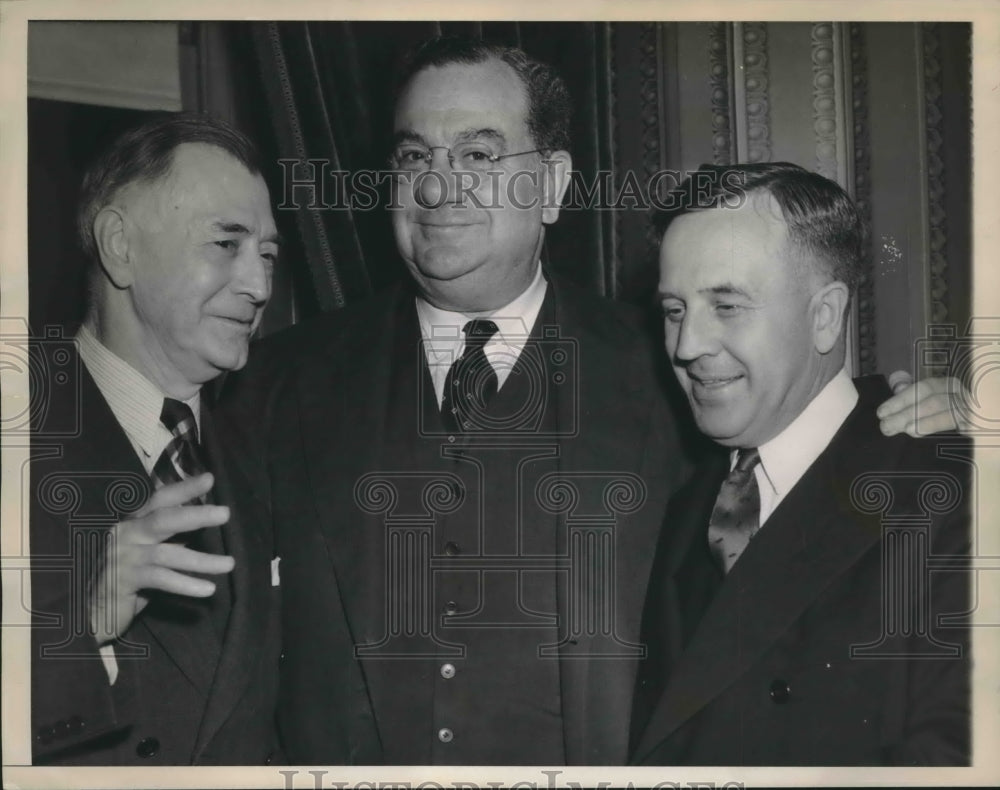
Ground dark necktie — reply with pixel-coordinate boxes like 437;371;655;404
151;398;211;501
151;397;230;636
152;398;226;560
707;448;761;574
440;319;500;432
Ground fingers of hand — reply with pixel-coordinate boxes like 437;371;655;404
877;376;962;420
904;409;965;438
136;473;215;517
126;502;230;544
105;524;233;599
148;542;236;576
142;565;219;598
879;393;956;436
887;369;914;394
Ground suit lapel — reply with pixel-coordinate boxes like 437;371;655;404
667;453;729;646
549;280;668;764
632;394;886;762
192;409;270;758
67;359;222;696
62;361;150;495
294;286;408;743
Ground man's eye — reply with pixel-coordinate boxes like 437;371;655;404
261;251;278;265
715;302;742;316
215;240;238;251
663;305;685;322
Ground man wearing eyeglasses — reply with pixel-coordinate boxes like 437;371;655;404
221;36;964;766
223;35;685;766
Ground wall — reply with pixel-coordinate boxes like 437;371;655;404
28;21;182;111
618;21;972;377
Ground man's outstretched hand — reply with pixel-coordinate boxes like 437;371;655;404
877;370;969;437
89;473;234;645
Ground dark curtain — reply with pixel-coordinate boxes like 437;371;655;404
240;21;625;324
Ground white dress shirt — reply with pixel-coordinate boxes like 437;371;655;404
77;324;202;684
416;264;548;407
77;325;201;473
736;368;859;527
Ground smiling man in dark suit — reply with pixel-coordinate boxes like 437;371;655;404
30;113;283;765
219;37;964;767
630;162;972;766
224;36;690;765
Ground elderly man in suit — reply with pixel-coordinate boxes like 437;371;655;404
630;163;971;766
221;38;960;766
30;113;283;765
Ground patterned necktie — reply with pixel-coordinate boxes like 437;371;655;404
151;398;229;637
707;448;761;574
151;398;212;503
441;319;500;432
151;398;225;559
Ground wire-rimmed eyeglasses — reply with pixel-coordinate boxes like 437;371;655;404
388;143;548;173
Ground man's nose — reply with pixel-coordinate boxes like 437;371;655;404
413;149;462;209
234;245;272;305
673;307;717;362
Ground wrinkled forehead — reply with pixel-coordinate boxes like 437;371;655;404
120;143;274;231
161;143;263;196
393;59;531;144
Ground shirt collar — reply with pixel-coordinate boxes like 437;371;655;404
752;368;858;501
416;263;548;358
77;324;201;460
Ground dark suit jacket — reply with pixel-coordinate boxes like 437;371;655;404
220;275;690;764
30;349;282;765
630;376;972;766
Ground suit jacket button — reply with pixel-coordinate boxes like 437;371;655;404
438;727;454;743
36;725;56;744
136;736;160;758
68;716;85;734
769;679;791;704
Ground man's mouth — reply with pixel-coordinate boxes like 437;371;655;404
216;314;256;328
419;220;477;228
688;372;743;391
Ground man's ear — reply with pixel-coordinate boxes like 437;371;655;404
92;206;133;289
540;150;571;225
811;280;850;354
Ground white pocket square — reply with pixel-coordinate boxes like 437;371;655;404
270;556;281;587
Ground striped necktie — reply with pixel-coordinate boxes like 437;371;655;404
151;397;229;635
151;398;211;503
